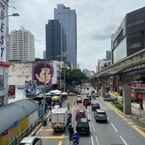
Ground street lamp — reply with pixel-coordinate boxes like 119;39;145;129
0;12;20;19
10;13;20;17
56;52;67;91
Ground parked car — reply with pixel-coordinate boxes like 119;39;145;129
76;117;90;136
91;102;100;111
103;95;117;102
20;136;42;145
94;109;108;123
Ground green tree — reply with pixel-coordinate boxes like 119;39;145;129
62;68;88;89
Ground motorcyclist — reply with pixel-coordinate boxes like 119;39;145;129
72;131;80;144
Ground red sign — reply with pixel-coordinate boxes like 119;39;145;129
128;83;145;89
8;85;15;98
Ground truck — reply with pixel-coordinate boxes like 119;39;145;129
51;107;68;132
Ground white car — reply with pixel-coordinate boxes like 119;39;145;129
20;136;42;145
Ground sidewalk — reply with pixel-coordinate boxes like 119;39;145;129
109;101;145;133
130;102;145;130
110;91;145;131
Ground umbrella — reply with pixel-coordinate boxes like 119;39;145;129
61;92;68;95
50;90;61;95
52;95;60;101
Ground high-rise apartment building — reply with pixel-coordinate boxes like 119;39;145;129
8;28;35;62
54;4;77;68
45;19;66;61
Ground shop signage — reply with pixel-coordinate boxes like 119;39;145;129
128;83;145;89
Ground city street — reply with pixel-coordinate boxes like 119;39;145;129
79;97;145;145
36;126;68;145
1;1;145;145
34;96;145;145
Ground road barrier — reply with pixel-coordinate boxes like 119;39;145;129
6;121;41;145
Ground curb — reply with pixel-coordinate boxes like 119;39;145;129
36;135;65;140
105;102;145;138
31;123;42;136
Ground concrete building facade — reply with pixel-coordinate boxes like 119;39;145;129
8;62;33;87
112;7;145;63
54;4;77;68
8;28;35;62
97;59;112;72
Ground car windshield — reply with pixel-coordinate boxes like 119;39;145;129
97;111;106;115
80;118;88;122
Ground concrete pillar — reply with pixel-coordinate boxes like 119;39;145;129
101;83;105;97
122;83;131;114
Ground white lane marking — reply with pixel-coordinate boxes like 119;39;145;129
92;124;95;132
95;135;100;145
111;122;118;133
91;136;95;145
91;122;96;132
120;136;128;145
89;122;93;132
89;122;95;132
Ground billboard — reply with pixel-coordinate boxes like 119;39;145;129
32;61;58;86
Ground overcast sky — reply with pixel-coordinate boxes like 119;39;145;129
9;0;145;71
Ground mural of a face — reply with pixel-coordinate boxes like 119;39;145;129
33;62;54;86
35;67;52;85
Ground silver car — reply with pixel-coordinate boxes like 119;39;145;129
94;109;108;123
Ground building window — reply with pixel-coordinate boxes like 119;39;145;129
113;38;127;63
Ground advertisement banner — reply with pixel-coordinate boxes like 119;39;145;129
0;1;8;62
32;61;58;86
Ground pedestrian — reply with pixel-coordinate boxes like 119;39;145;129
68;123;74;142
72;131;80;145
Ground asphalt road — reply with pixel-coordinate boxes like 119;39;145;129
80;97;145;145
36;96;145;145
42;139;61;145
